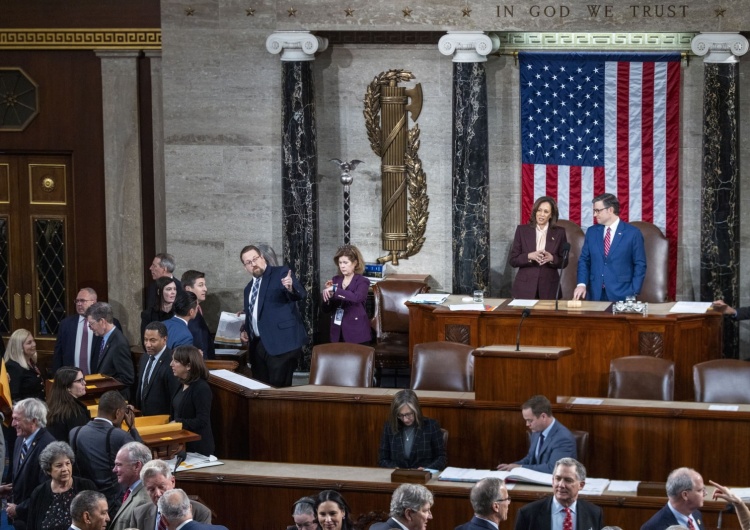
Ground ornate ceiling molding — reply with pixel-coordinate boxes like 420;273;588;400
0;29;161;50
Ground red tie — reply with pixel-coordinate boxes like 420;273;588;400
604;227;611;257
563;507;573;530
79;318;89;375
158;512;168;530
122;488;130;503
687;518;695;530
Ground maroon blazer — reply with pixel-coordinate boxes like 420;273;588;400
322;273;372;344
509;224;568;299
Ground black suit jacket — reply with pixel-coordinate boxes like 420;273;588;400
514;496;603;530
11;427;56;521
370;518;403;530
95;327;134;400
189;311;215;359
378;417;446;470
136;348;180;416
145;277;183;311
53;314;122;372
171;378;214;456
455;516;498;530
640;504;705;530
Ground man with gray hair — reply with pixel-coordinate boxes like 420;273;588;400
146;252;183;310
287;496;320;530
640;467;706;530
109;441;153;530
0;398;56;524
85;302;134;397
127;459;212;530
371;483;434;530
456;478;510;529
158;488;228;529
514;457;602;530
70;490;110;530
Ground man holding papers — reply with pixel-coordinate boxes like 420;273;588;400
455;478;510;529
514;457;602;530
497;395;576;474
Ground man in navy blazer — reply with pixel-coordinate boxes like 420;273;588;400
514;458;602;530
498;395;576;474
163;292;198;350
182;270;216;359
455;478;510;529
641;467;706;530
574;192;647;302
240;245;308;388
85;303;134;400
136;322;180;416
370;484;434;530
158;488;228;530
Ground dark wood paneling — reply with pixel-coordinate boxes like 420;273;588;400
0;1;160;28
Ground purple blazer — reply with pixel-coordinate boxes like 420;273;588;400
509;224;568;299
323;273;372;344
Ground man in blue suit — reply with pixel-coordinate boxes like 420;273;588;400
240;245;308;388
497;395;576;474
163;292;198;350
455;478;510;529
158;488;228;530
641;467;706;530
573;193;647;302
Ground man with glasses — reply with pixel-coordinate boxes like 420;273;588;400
641;467;706;530
514;457;602;530
239;244;308;387
573;192;647;302
456;478;510;529
287;496;321;530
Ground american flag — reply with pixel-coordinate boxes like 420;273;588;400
519;51;681;298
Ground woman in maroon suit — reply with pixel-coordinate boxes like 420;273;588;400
322;245;372;344
509;196;568;299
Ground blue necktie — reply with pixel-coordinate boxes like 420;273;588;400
20;441;28;464
535;433;545;462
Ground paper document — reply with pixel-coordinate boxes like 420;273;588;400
215;311;245;345
709;404;739;411
449;304;486;311
408;293;449;304
165;452;223;472
508;299;539;307
730;487;750;501
580;478;610;495
572;397;604;405
439;467;553;486
607;480;640;493
669;302;712;314
210;369;271;390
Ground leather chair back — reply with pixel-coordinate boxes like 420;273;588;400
631;221;669;303
571;429;589;467
556;220;585;299
693;359;750;403
608;355;675;401
372;280;430;337
410;341;475;392
309;343;375;388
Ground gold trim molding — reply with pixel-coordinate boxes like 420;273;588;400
496;32;697;52
0;29;161;50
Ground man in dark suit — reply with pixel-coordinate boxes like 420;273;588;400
70;490;110;530
163;292;198;350
145;252;183;310
85;302;135;399
641;467;706;530
456;478;510;529
109;441;152;530
514;457;603;530
497;395;576;474
136;321;180;416
69;391;142;518
240;244;308;387
182;270;216;359
0;398;56;524
158;488;228;530
371;484;434;530
573;192;647;302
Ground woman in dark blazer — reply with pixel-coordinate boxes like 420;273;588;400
378;389;446;470
140;276;178;344
4;328;45;402
321;245;372;344
46;367;90;441
509;195;569;299
170;345;214;456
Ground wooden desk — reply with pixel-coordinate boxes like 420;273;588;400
176;460;739;529
140;429;201;460
209;380;750;485
408;300;722;400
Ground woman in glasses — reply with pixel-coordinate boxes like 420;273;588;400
378;389;446;471
47;367;91;441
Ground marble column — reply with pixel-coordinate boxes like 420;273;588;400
439;32;500;295
267;32;328;364
95;50;144;343
692;33;749;358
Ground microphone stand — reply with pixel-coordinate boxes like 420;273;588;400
555;242;572;311
515;308;531;351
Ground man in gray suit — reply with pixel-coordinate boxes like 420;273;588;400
109;442;152;530
128;460;212;530
158;488;228;530
370;484;434;530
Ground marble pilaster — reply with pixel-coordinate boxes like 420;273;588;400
95;50;144;342
439;32;499;295
692;33;749;357
145;50;166;254
267;32;328;365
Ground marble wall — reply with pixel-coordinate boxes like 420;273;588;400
158;1;750;354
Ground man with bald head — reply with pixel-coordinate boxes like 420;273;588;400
641;467;706;530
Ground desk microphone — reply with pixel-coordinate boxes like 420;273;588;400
173;449;187;473
555;242;572;311
515;308;531;351
717;502;736;529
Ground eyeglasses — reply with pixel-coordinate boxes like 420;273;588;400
74;299;94;304
397;412;415;419
495;497;511;503
691;487;708;496
593;207;611;214
244;255;263;266
73;377;86;384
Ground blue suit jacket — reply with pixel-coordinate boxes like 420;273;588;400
180;521;229;530
515;420;577;474
640;504;705;530
577;220;647;301
164;316;195;350
455;516;497;530
243;265;308;356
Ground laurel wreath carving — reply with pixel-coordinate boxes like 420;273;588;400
363;69;429;264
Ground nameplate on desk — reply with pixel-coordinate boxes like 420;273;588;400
391;469;431;484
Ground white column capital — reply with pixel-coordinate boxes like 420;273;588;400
438;32;500;63
266;31;328;61
691;32;748;64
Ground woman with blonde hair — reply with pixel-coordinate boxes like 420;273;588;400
4;328;45;402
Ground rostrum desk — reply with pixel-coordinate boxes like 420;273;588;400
407;299;723;401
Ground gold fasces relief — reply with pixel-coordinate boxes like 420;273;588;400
363;70;429;265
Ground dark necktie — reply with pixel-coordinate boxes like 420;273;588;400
248;280;261;336
535;433;545;462
20;440;28;464
563;507;573;530
604;226;612;256
79;318;89;375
